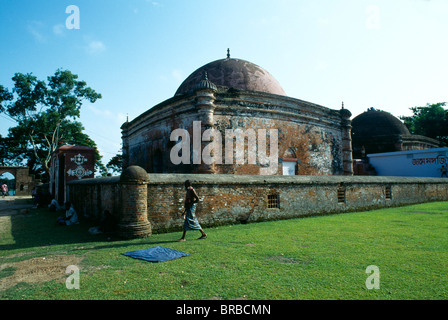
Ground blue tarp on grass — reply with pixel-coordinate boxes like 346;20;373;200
121;246;189;263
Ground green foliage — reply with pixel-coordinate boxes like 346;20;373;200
401;102;448;144
106;152;123;175
0;69;104;180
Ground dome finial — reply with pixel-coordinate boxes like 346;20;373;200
227;48;230;59
194;70;217;92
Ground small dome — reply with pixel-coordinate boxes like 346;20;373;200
194;71;217;92
352;109;410;137
120;166;149;183
176;58;286;96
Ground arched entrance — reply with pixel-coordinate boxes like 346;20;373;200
0;167;38;196
0;172;15;196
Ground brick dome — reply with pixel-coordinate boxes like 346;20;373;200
175;58;286;96
120;165;149;183
352;109;410;137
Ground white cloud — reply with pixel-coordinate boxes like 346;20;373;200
145;0;162;7
88;105;126;125
85;40;106;55
27;21;46;43
53;24;66;36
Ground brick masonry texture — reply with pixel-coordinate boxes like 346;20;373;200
121;88;353;176
67;172;448;236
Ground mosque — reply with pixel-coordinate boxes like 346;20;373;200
351;108;442;159
121;50;353;176
65;51;448;237
121;50;443;177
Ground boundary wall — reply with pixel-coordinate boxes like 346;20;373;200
67;166;448;237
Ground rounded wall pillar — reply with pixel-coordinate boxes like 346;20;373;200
340;106;354;176
118;166;152;239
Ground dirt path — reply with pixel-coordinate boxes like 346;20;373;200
0;254;84;291
0;196;85;292
0;196;35;217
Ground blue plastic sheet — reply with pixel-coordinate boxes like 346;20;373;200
121;246;190;263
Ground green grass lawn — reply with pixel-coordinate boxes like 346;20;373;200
1;199;447;300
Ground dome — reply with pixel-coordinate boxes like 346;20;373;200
352;109;410;137
194;71;217;92
120;165;149;183
175;58;286;96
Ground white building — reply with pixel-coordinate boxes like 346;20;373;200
368;147;448;178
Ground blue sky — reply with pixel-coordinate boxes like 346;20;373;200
1;0;447;166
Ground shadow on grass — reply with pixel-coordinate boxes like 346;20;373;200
0;197;180;254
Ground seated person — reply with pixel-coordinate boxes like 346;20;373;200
49;198;63;211
57;202;79;226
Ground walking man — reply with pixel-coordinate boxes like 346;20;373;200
178;180;207;241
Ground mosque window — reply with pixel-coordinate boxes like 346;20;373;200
337;185;346;204
267;194;280;209
385;186;392;200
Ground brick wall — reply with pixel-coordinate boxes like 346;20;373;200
122;89;352;176
67;171;448;237
67;176;120;221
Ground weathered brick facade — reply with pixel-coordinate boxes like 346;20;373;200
121;57;353;176
65;56;448;239
67;168;448;237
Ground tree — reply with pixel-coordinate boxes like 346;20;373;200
106;151;123;175
0;69;104;181
400;102;448;144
